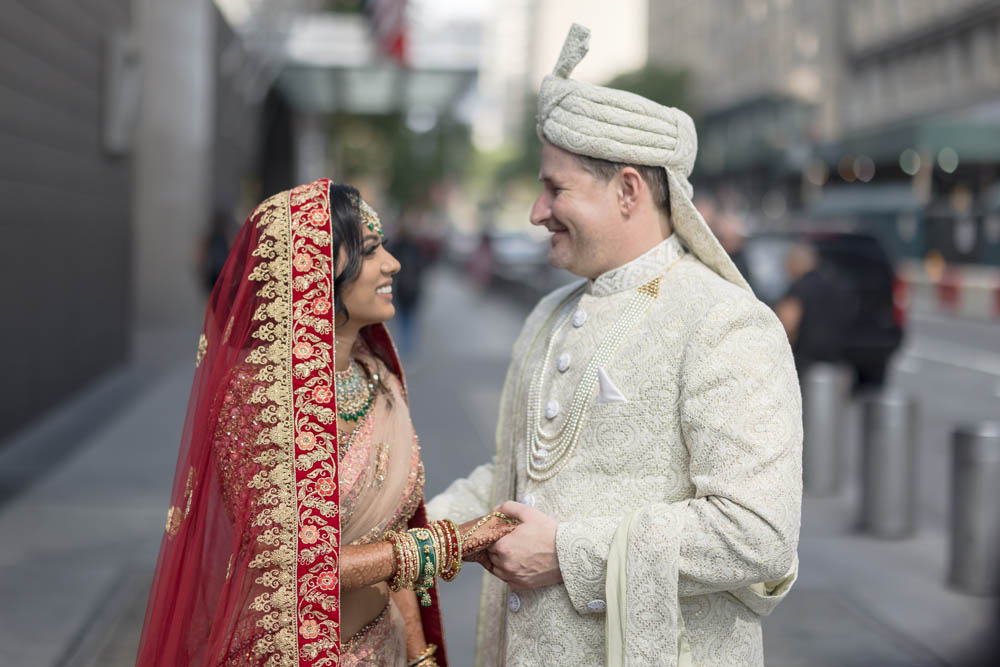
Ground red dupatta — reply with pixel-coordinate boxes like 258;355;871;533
137;179;447;666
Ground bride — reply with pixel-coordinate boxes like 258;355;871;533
137;179;514;666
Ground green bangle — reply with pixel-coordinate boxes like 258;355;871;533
409;528;438;606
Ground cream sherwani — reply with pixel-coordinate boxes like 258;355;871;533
428;235;802;666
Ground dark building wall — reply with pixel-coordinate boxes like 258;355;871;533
212;14;261;215
258;88;296;200
0;0;133;440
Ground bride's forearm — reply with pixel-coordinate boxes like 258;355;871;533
340;514;517;591
340;542;395;590
391;589;428;659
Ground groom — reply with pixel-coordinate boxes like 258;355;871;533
428;24;802;667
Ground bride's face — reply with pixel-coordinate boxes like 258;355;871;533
336;224;401;329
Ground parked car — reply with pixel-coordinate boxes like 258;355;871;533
741;230;905;389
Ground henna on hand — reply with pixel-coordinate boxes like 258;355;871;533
458;514;519;557
341;542;395;590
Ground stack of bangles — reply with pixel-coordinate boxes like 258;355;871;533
386;512;514;606
386;519;463;606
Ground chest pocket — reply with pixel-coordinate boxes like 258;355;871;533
573;399;690;502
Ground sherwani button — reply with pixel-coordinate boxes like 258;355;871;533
572;309;587;327
520;494;536;507
587;599;607;613
557;352;571;372
508;593;521;612
545;400;559;419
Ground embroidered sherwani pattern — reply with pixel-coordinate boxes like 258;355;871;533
427;236;802;667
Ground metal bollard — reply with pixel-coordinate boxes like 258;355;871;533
949;422;1000;596
859;390;918;538
801;363;851;496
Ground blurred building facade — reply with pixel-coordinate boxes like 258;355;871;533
474;0;649;151
649;0;1000;268
837;0;1000;266
0;0;269;440
0;0;135;440
0;0;487;441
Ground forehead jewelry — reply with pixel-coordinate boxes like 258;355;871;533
359;199;384;237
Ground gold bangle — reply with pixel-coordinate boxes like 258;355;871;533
407;643;437;667
427;524;442;579
461;511;516;541
404;531;420;588
399;531;413;590
386;532;405;592
433;521;453;576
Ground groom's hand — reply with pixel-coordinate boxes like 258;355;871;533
487;501;562;589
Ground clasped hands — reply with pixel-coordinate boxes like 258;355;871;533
462;501;563;589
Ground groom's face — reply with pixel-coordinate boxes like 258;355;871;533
530;141;623;279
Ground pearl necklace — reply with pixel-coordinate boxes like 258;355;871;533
526;277;662;481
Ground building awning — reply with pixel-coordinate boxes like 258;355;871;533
275;13;478;115
836;105;1000;164
810;184;923;217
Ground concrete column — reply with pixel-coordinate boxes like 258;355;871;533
131;0;215;329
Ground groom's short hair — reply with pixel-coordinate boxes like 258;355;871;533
570;153;671;217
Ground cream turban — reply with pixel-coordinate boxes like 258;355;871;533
537;24;751;291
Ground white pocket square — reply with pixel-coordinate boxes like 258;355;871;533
597;367;628;404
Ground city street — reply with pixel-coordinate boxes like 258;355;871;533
0;264;997;665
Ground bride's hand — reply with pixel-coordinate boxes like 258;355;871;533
458;513;518;557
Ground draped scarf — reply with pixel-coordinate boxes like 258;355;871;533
137;178;447;666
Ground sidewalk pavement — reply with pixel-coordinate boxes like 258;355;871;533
0;265;996;665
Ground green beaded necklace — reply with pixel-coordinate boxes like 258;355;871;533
335;359;375;422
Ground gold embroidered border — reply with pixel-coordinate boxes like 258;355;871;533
288;180;342;666
243;190;298;667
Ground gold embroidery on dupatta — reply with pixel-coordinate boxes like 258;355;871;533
165;466;196;538
236;181;343;665
196;334;208;368
241;190;298;666
288;180;342;665
222;315;236;346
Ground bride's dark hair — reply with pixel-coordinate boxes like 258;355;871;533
329;182;395;404
330;183;365;325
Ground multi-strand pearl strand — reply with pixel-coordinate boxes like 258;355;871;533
526;277;661;481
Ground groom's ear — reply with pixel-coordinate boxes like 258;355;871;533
617;167;644;218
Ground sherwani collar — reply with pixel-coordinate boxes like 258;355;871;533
588;234;685;297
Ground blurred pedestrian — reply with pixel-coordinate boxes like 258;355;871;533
716;209;751;280
198;207;237;294
137;179;514;666
428;24;801;667
776;242;854;376
697;192;751;281
467;229;494;290
387;218;429;358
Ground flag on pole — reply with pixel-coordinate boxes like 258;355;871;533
363;0;408;65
